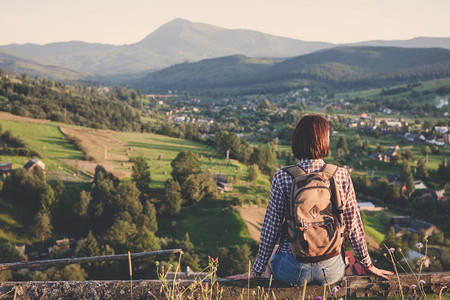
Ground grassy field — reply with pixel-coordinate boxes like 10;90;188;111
0;118;85;172
0;196;35;245
157;201;253;252
364;210;401;244
329;128;450;177
334;78;450;103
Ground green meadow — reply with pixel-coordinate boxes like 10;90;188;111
157;201;253;252
0;119;84;172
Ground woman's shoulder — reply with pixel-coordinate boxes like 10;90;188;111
328;164;352;182
272;167;296;186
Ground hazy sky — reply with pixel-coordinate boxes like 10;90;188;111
1;0;449;46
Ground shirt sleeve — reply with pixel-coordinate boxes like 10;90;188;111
342;172;372;268
252;171;288;274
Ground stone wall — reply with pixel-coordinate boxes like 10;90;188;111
0;272;449;299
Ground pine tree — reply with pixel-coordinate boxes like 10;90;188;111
247;164;260;182
162;179;183;215
33;211;53;245
131;155;151;199
416;158;429;180
336;135;349;155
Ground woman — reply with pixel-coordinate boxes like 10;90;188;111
227;114;392;285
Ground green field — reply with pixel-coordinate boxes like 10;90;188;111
0;197;34;244
364;210;401;244
329;128;450;177
0;119;84;172
157;201;253;252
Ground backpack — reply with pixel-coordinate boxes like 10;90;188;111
283;164;345;263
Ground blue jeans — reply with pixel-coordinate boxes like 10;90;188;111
271;252;345;286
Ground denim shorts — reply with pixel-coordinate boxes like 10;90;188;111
271;252;345;286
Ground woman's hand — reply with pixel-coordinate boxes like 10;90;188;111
365;265;394;280
226;272;254;280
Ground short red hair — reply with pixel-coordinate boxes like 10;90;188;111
291;114;330;159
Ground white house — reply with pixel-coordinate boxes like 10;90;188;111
435;126;448;135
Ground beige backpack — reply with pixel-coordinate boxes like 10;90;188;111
283;164;345;262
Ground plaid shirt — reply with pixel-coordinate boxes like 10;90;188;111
252;158;372;274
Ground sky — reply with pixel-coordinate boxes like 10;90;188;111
1;0;450;46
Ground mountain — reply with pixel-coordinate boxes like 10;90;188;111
1;18;449;78
350;37;450;49
131;47;450;94
0;18;335;75
0;48;86;80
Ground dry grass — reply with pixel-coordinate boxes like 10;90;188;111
59;126;132;179
233;205;267;242
0;111;49;124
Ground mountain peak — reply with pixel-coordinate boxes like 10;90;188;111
136;18;224;48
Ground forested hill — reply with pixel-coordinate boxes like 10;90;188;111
132;47;450;94
133;55;280;92
0;72;144;131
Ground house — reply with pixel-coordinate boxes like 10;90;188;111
436;99;448;109
213;173;233;193
357;201;384;211
388;145;400;151
393;216;440;238
435;189;446;201
414;180;427;190
404;132;425;143
368;153;384;161
435;126;448;135
0;162;12;175
387;174;401;185
24;159;45;172
435;138;445;146
404;250;430;268
426;135;436;145
384;149;398;161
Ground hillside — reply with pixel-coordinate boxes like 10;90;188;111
133;55;279;92
132;46;450;94
0;114;269;253
0;49;86;81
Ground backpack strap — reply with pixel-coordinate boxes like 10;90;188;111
283;165;306;178
321;164;344;219
281;165;306;240
321;164;339;179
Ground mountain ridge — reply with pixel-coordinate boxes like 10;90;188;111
130;46;450;94
1;18;449;77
